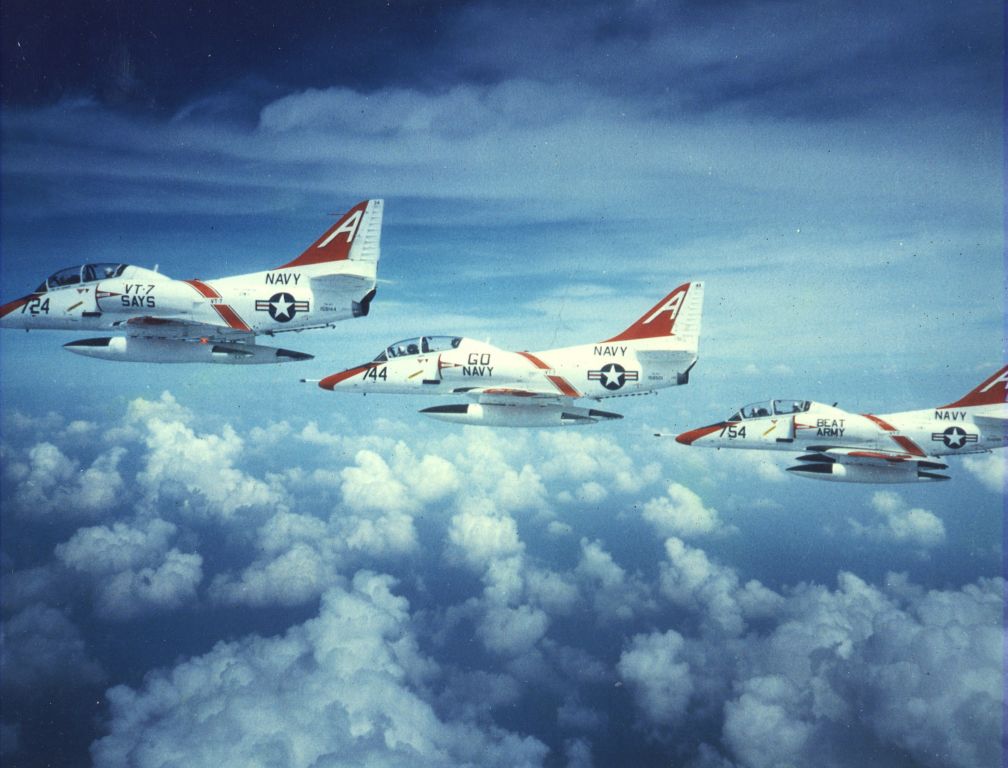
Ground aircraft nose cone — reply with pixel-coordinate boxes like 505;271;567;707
675;422;729;446
319;363;375;390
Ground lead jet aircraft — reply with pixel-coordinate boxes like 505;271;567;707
673;366;1008;483
313;281;704;426
0;200;383;364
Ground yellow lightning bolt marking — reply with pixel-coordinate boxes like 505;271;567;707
65;301;83;312
408;370;424;379
762;420;778;436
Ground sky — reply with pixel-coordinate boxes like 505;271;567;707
0;2;1005;766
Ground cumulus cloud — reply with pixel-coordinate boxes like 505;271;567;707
1;605;104;690
849;491;946;550
617;630;694;725
659;538;759;636
92;572;548;768
962;451;1006;493
130;392;282;517
478;604;550;657
641;483;732;538
210;542;332;607
56;518;203;619
449;506;523;571
4;442;126;519
575;538;654;622
1;392;1000;767
536;431;661;495
715;572;1003;768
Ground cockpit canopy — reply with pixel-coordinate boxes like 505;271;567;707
728;399;811;421
36;263;127;292
373;336;462;362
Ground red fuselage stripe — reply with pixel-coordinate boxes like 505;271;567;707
862;414;897;432
863;414;926;457
212;304;252;332
183;279;220;299
516;352;581;397
184;280;251;331
891;435;927;457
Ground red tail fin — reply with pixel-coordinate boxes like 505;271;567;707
941;365;1008;408
604;282;701;343
277;201;371;269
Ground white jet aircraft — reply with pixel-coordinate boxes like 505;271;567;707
313;281;704;426
0;200;383;364
673;366;1008;483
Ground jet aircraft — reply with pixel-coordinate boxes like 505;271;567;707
313;281;704;426
673;366;1008;483
0;200;383;364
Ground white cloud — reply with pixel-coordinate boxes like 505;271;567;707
617;630;694;725
722;675;813;768
536;431;660;495
131;392;282;517
4;442;126;519
56;518;203;619
92;571;549;768
340;449;416;514
1;605;104;689
575;538;654;622
962;451;1006;493
448;506;524;571
642;483;732;538
96;550;203;619
478;604;550;657
210;542;333;608
848;491;946;550
56;518;177;574
714;572;1003;768
659;538;752;636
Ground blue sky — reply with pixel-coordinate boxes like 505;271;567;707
1;2;1004;767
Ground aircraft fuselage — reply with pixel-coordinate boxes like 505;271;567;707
678;401;1005;459
322;337;695;401
0;265;368;335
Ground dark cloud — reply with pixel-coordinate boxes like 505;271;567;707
2;1;1000;121
1;1;464;111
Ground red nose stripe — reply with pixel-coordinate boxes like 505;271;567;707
0;294;37;318
319;363;376;390
675;422;729;445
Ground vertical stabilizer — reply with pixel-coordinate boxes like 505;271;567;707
276;199;383;269
941;365;1008;408
603;281;704;351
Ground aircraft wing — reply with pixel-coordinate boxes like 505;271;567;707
790;446;949;482
451;386;571;407
421;386;620;426
119;316;254;343
69;315;312;363
802;446;931;464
